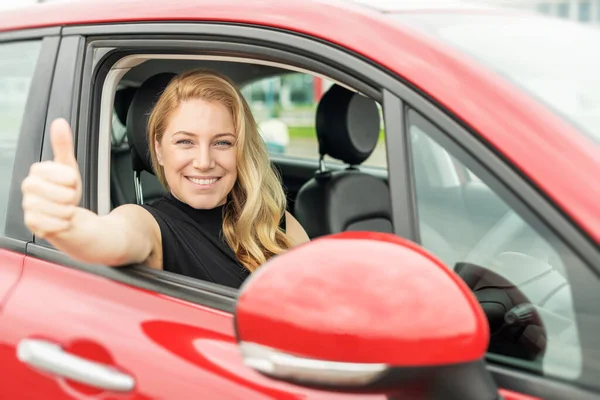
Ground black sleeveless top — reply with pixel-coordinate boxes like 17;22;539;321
142;193;285;289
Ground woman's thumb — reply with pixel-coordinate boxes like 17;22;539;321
50;118;77;168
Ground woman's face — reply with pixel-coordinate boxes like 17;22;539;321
155;98;238;209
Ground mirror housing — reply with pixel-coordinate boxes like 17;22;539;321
235;232;496;398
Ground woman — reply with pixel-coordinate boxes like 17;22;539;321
21;69;310;288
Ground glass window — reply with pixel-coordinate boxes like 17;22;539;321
0;40;41;234
241;73;386;168
408;109;581;381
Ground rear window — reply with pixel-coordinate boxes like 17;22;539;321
0;40;41;234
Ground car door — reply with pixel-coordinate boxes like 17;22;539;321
0;25;385;400
387;97;600;400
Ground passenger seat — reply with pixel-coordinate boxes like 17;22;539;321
294;84;393;238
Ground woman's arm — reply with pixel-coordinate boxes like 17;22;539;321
22;118;162;268
285;211;310;246
50;205;161;267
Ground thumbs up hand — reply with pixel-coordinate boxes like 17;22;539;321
22;118;82;238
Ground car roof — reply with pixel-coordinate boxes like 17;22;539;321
0;0;352;33
0;0;503;33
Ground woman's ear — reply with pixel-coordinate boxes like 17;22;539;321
154;140;163;166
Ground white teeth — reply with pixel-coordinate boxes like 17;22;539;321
188;177;218;185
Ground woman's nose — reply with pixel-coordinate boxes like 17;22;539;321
192;147;215;170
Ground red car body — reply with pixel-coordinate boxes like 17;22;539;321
0;1;598;399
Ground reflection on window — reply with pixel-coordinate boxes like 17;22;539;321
408;109;581;381
0;40;41;234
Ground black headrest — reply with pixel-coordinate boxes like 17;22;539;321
127;73;177;173
316;84;380;165
114;87;137;126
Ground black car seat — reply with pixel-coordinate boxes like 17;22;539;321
114;86;136;131
110;87;137;207
110;73;177;207
294;84;393;238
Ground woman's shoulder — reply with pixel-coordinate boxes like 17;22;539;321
284;211;310;246
141;196;185;221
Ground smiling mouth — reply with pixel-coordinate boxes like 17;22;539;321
187;177;220;186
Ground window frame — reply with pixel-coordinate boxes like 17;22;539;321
0;28;60;252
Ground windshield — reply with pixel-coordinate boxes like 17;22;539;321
392;13;600;143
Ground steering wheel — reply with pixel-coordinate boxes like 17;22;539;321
454;210;580;369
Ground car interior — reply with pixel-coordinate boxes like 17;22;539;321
102;56;579;376
108;59;505;249
109;59;394;237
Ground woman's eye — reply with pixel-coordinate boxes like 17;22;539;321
176;139;193;145
214;140;233;147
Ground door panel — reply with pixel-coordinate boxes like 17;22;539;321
0;249;25;397
0;249;24;309
0;255;382;399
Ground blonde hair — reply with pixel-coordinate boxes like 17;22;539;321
147;69;291;271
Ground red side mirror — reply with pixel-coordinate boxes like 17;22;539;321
235;232;495;398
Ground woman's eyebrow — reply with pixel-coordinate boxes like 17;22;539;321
173;131;235;138
173;131;197;137
214;132;236;138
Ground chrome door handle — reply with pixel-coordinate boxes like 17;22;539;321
17;339;135;392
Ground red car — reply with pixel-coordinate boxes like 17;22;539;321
0;0;599;399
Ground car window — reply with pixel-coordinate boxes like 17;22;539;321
241;72;387;168
407;109;581;381
0;40;42;234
